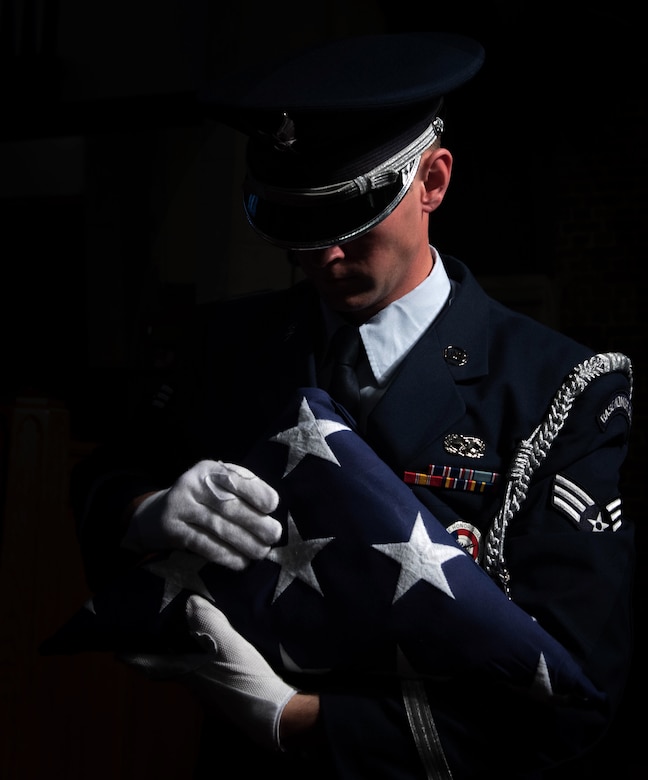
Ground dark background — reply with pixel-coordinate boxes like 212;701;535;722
0;1;645;778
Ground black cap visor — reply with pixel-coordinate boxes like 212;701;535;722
243;174;410;250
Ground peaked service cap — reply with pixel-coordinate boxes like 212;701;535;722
202;32;485;249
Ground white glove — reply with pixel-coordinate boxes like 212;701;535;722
121;595;297;751
122;460;282;570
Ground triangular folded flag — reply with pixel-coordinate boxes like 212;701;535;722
41;387;603;707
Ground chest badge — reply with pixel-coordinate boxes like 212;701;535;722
403;464;500;493
446;521;482;563
443;433;486;459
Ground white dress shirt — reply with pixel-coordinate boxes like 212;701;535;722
321;246;452;425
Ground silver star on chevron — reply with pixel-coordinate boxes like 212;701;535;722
144;551;212;611
270;396;350;476
587;512;609;532
267;512;334;601
373;512;465;603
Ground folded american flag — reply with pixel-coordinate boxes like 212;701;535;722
41;387;602;706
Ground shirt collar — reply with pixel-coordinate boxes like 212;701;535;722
321;246;451;385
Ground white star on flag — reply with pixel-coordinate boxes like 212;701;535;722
144;551;212;610
532;652;553;698
270;396;350;476
373;512;466;602
267;512;334;601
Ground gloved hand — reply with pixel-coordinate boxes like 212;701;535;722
120;594;298;751
122;459;282;570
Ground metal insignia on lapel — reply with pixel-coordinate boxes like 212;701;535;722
443;433;486;459
443;345;468;366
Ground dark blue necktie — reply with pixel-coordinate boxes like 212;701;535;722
329;324;361;420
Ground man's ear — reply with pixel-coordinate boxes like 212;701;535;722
420;148;453;213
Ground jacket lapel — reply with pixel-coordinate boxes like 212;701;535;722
366;256;491;467
367;326;465;466
271;259;492;471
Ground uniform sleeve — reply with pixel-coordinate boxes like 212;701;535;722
318;361;634;778
503;364;635;716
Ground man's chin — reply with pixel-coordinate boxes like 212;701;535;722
324;294;381;322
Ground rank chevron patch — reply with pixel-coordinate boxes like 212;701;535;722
551;474;623;532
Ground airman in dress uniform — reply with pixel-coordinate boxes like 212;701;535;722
71;32;634;779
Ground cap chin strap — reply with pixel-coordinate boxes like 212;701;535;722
246;117;444;207
352;116;444;198
249;156;419;251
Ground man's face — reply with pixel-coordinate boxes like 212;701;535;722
293;184;433;323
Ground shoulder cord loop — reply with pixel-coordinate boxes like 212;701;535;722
483;352;633;597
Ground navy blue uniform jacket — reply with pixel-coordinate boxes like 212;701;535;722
72;256;635;779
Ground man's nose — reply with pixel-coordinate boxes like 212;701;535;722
317;245;345;266
292;245;346;268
